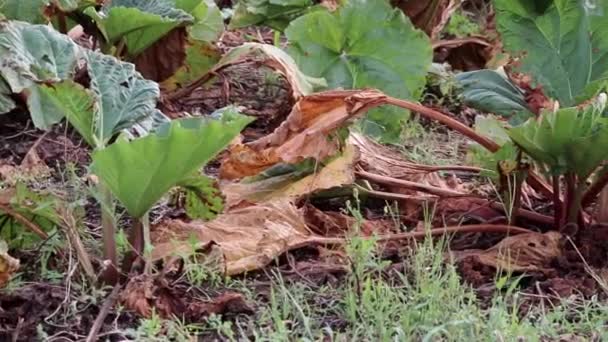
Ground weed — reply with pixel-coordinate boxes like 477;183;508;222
444;10;481;37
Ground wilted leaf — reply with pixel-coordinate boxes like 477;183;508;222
219;89;386;180
285;0;432;141
455;69;534;121
151;200;326;275
221;144;358;207
99;0;194;57
453;231;562;273
91;109;253;218
495;0;608;105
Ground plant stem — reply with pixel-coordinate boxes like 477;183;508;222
99;183;119;284
121;217;143;277
581;165;608;208
57;12;68;34
564;174;586;227
273;30;281;47
142;211;152;275
552;174;562;228
114;39;126;59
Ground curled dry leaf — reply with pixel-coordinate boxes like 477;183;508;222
221;144;358;207
219;89;387;180
0;240;19;288
392;0;459;39
151;200;325;275
452;231;562;273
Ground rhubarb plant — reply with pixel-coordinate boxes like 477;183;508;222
91;108;252;273
455;0;608;229
285;0;432;142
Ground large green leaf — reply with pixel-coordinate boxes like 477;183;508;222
456;69;534;123
91;108;253;218
230;0;319;31
0;0;99;24
508;93;608;178
495;0;608;106
85;50;162;146
285;0;432;141
0;77;15;114
176;0;224;42
35;80;97;146
100;0;194;57
0;20;81;128
0;1;49;24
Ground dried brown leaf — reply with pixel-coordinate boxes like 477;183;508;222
133;28;188;82
151;201;329;275
393;0;459;39
219;89;386;180
0;241;19;288
221;144;358;207
453;231;562;273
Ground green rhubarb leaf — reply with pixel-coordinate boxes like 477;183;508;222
508;93;608;178
85;50;162;146
495;0;608;106
230;0;319;31
455;69;534;122
0;0;99;24
0;1;49;24
100;0;194;57
0;20;81;128
91;108;253;218
285;0;432;141
35;80;97;146
0;77;15;114
177;0;224;42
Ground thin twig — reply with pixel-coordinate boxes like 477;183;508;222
301;224;534;248
356;169;469;197
86;285;121;342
